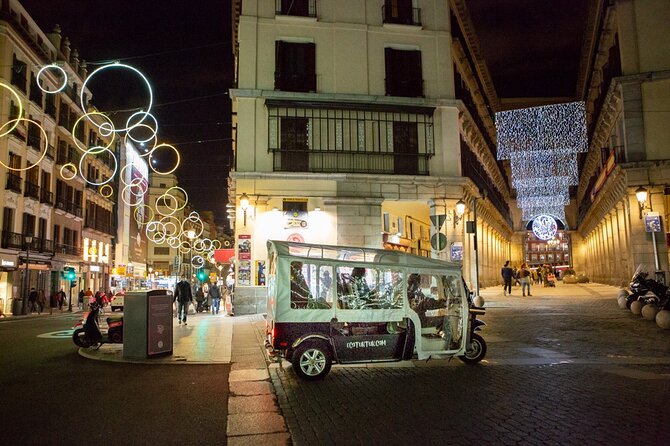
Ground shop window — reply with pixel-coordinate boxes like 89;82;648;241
290;261;332;309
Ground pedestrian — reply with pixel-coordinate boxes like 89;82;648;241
174;277;193;325
36;289;46;314
501;260;514;296
28;288;38;313
58;289;66;311
49;290;59;314
209;283;221;315
519;264;532;297
78;289;84;309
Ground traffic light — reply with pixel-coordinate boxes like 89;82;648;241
196;270;207;282
64;267;76;281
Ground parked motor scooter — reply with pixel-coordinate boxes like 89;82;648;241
72;301;123;348
626;265;669;309
458;279;487;364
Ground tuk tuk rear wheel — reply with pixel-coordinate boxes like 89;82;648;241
458;333;486;364
292;340;332;380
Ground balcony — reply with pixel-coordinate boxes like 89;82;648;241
55;198;83;218
0;232;55;254
85;218;113;235
45;145;55;160
24;181;40;200
6;173;22;193
40;189;54;206
55;243;82;257
382;4;421;26
275;0;316;17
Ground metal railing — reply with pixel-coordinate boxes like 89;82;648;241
55;243;82;257
0;232;55;253
6;173;22;193
40;189;53;206
275;0;316;17
56;198;83;218
24;181;40;199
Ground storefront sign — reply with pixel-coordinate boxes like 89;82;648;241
90;265;101;272
0;258;16;268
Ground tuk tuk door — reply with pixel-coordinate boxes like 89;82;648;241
407;273;465;357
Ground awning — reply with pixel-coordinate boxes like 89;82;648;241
214;249;235;263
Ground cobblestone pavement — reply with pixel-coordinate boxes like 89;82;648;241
263;284;670;445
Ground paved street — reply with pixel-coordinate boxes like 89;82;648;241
267;283;670;445
2;283;669;445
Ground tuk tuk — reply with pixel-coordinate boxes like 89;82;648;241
265;240;487;380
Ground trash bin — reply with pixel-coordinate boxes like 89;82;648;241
123;290;173;360
11;298;22;316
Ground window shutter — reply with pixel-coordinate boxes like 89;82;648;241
304;43;316;92
385;48;395;94
409;50;423;96
275;41;285;90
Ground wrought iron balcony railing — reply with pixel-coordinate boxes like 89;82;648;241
24;181;40;200
6;173;22;193
382;4;421;26
275;0;316;17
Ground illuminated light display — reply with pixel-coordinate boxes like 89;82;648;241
71;112;116;153
0;83;23;137
36;64;68;93
0;118;48;170
148;143;181;175
496;101;588;223
79;146;118;185
99;184;114;198
60;164;78;180
81;63;154;133
531;214;559;241
126;112;159;144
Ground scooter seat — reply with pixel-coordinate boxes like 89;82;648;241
106;316;123;324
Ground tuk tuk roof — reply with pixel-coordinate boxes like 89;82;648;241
267;240;461;271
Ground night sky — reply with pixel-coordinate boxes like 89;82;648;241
20;0;234;225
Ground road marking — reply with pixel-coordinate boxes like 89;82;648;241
38;330;74;339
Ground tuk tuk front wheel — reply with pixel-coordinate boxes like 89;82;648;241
292;340;332;380
458;333;487;364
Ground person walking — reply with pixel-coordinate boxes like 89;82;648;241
57;289;66;311
174;277;193;325
28;288;38;313
209;283;221;315
519;264;532;297
501;261;514;296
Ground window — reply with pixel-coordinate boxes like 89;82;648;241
385;48;423;97
156;197;172;208
290;261;332;309
22;213;36;237
275;41;316;92
408;274;463;349
38;218;47;239
393;121;418;174
280;117;309;171
11;54;27;92
53;224;60;244
154;246;170;255
382;0;419;26
276;0;315;16
3;207;14;232
336;266;403;310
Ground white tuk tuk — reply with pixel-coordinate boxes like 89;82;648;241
265;240;487;380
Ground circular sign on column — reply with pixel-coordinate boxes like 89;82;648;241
287;233;305;243
431;233;447;251
532;214;558;241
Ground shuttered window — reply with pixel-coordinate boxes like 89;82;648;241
275;41;316;92
384;48;423;97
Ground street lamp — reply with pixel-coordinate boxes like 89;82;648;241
21;235;33;315
454;199;466;227
240;193;250;226
635;185;663;283
635;186;648;219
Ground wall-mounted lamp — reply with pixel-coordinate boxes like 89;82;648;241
313;207;321;212
240;193;250;226
454;199;466;227
635;186;649;219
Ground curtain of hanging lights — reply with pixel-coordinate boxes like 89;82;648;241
496;101;588;239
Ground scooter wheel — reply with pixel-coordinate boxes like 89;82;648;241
458;333;487;364
109;331;123;343
72;328;94;348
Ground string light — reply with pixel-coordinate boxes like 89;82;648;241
496;101;588;222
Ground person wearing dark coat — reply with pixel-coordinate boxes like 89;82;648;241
174;278;193;325
501;261;514;296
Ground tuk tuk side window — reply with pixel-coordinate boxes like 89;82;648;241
290;261;332;310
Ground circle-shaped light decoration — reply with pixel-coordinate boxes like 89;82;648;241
148;143;180;175
0;83;23;137
99;184;114;198
71;112;115;152
532;214;558;241
126;112;158;144
60;163;77;180
191;255;205;269
78;146;118;186
0;118;48;170
36;64;68;93
81;62;153;133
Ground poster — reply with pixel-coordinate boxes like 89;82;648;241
450;242;463;261
238;261;251;286
147;293;173;356
256;260;266;286
238;234;251;260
